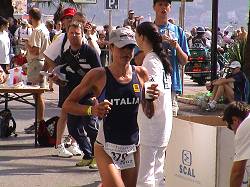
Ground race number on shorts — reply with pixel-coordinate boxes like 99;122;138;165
104;142;136;170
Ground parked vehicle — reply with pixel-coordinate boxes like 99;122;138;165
184;47;211;85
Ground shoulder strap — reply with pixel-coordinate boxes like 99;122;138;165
64;48;86;77
18;28;21;39
61;34;67;56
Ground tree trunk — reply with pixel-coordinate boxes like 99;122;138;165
0;0;14;18
243;10;250;80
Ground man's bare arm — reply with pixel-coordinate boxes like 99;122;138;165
230;160;247;187
26;42;39;56
176;44;188;66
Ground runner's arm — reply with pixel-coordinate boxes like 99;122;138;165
62;68;111;118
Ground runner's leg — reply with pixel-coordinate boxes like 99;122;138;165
94;143;125;187
121;147;140;187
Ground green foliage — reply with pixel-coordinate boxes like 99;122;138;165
227;40;246;66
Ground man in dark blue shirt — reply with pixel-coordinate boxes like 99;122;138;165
207;61;248;111
53;21;101;168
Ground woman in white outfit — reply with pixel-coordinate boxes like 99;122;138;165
135;22;172;187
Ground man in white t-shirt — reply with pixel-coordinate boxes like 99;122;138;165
0;16;10;71
223;101;250;187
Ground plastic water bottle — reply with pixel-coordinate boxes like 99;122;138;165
13;68;19;85
21;71;27;85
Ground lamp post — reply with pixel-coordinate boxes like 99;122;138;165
127;0;131;14
211;0;219;81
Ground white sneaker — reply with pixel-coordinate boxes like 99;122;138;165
172;106;179;117
206;102;217;111
56;143;73;158
67;143;82;156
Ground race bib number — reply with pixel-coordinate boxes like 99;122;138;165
104;142;137;170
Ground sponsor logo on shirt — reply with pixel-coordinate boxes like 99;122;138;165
133;84;140;93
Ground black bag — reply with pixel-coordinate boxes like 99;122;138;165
0;109;17;137
38;116;59;147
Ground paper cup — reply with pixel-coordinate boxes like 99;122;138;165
144;82;155;100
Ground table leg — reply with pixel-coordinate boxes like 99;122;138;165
34;93;38;147
4;93;8;109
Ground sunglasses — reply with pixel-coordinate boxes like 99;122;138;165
121;44;136;49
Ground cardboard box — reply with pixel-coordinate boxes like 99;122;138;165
165;116;235;187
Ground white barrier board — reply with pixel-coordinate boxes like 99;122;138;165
166;116;234;187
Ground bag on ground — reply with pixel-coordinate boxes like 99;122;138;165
0;109;16;137
38;116;59;147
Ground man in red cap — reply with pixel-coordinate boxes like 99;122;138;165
61;8;76;32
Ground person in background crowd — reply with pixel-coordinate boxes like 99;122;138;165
238;26;248;42
103;24;111;63
192;26;211;48
103;24;110;41
217;27;224;46
7;17;18;55
135;21;172;187
153;0;189;116
97;30;109;67
45;20;56;90
14;19;32;53
223;30;233;46
73;12;101;55
90;24;98;41
123;9;144;31
204;27;212;40
7;17;18;37
0;16;10;72
206;61;248;111
187;27;196;48
45;20;56;42
24;7;50;129
62;27;160;187
54;20;62;36
222;101;250;187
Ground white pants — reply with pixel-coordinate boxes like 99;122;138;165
137;145;166;187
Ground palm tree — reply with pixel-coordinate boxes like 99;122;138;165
243;10;250;80
242;5;250;103
0;0;14;18
0;0;76;18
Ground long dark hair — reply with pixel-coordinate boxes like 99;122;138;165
136;21;172;75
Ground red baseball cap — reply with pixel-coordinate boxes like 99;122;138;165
61;8;76;20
